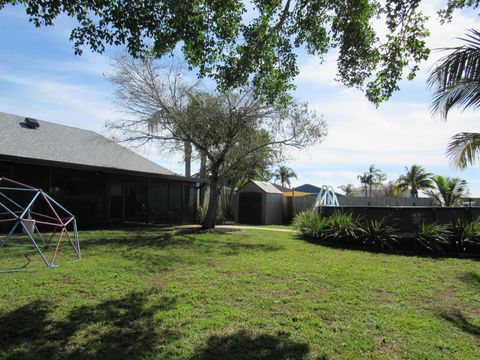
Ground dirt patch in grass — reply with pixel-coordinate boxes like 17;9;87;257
147;278;167;288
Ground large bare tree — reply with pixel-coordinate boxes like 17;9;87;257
108;55;327;228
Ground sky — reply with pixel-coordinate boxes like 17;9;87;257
0;2;479;195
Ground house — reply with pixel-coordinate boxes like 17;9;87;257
0;112;199;227
294;183;321;194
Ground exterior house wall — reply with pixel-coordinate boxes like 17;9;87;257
0;159;196;228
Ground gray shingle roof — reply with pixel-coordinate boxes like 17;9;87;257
0;111;176;176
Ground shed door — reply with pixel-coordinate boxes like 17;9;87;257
238;192;262;224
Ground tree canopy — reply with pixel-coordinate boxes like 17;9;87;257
107;55;327;227
3;0;471;105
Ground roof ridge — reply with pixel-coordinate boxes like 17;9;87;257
0;110;100;134
0;111;177;176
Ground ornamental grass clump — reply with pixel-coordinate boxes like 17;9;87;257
450;218;480;253
292;210;329;240
322;212;361;244
415;223;451;253
360;218;399;250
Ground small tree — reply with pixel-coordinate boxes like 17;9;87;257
338;184;355;197
357;174;369;197
358;164;385;197
396;165;433;198
108;55;327;228
274;166;297;189
426;176;468;207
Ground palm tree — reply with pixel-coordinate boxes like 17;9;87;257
383;181;406;197
425;176;468;207
447;132;480;169
338;184;355;197
274;166;297;188
428;29;480;169
396;165;434;198
358;165;385;197
357;173;369;197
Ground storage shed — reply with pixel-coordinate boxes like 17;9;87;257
235;181;284;225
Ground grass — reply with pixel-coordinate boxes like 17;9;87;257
0;227;479;359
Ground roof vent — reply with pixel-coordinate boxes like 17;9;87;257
25;117;40;129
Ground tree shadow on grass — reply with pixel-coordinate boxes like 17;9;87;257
0;290;179;359
190;330;313;360
440;310;480;337
460;271;480;290
80;228;284;257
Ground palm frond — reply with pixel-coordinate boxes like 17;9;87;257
428;29;480;120
447;132;480;169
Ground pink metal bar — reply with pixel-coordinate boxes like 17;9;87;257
30;211;60;222
1;177;37;190
63;217;75;227
40;192;63;225
27;219;65;227
64;230;80;259
0;218;16;223
51;229;64;264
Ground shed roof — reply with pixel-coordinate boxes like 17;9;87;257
251;181;283;194
0;112;177;176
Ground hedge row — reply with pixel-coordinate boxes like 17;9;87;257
292;210;480;255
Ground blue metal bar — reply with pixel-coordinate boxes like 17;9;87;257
19;220;51;267
0;221;19;248
19;192;40;220
33;223;47;248
43;193;74;217
0;192;25;211
73;218;80;259
0;187;38;192
0;201;18;219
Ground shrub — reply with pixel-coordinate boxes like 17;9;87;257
415;223;451;253
292;210;329;240
360;218;399;250
450;218;480;253
323;212;361;244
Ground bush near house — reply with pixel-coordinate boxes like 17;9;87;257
293;210;480;256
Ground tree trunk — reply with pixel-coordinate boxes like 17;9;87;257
202;171;219;229
199;153;207;207
184;141;192;178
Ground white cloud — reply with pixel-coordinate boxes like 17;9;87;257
296;55;339;88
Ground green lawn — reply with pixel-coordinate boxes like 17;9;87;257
0;227;479;359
